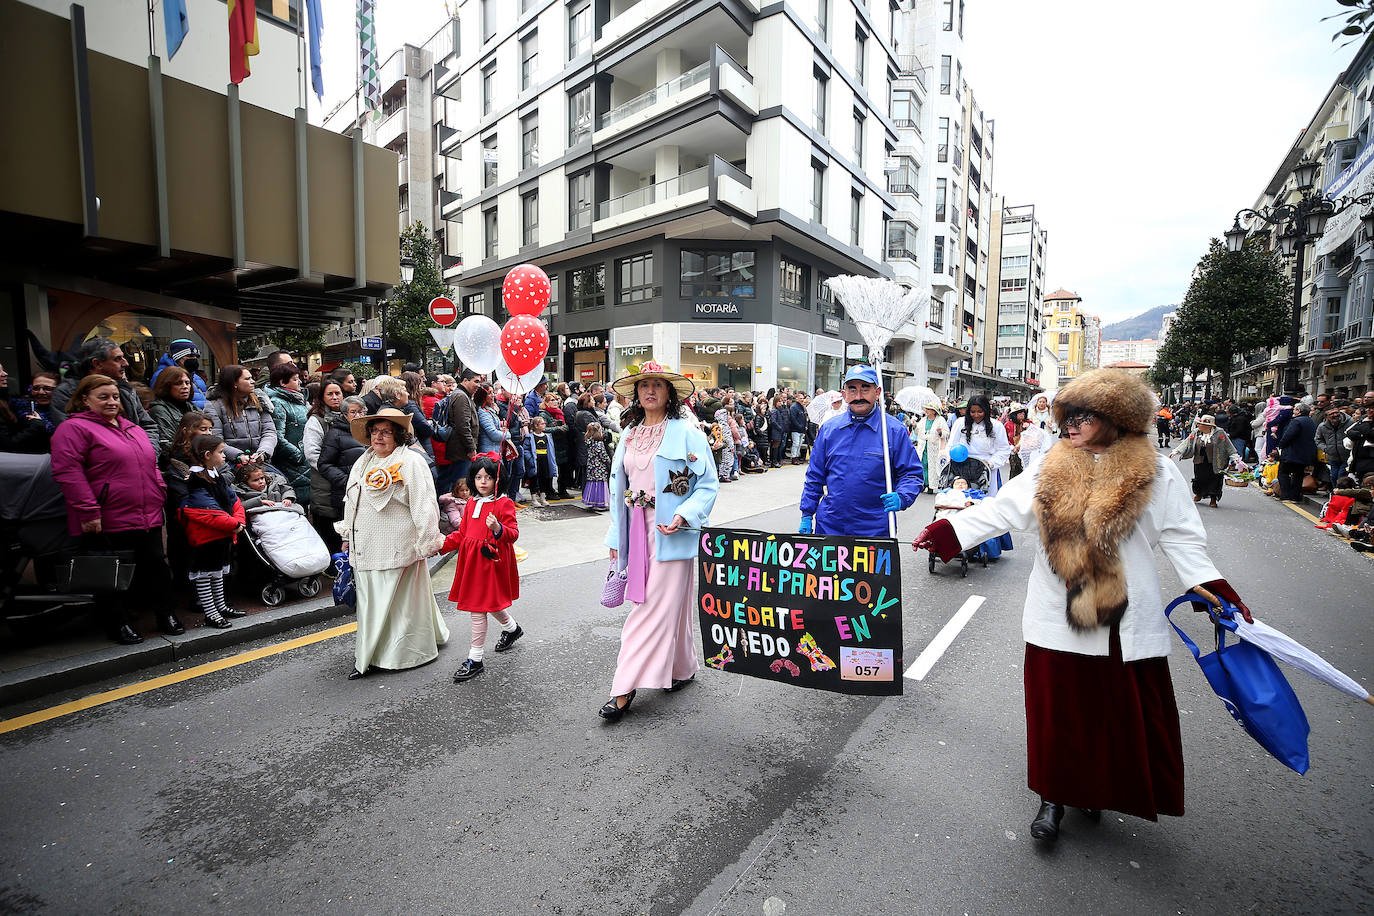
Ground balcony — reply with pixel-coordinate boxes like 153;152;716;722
599;61;710;133
598;0;761;52
593;155;754;230
1332;315;1374;349
398;157;409;187
895;55;927;92
375;105;407;150
886;245;917;262
438;124;460;157
440;189;463;221
595;50;756;144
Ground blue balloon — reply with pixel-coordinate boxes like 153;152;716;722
950;444;969;463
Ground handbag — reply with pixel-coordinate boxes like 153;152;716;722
58;543;137;594
1165;593;1310;774
600;559;627;608
331;551;356;608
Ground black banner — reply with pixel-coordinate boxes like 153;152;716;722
697;528;903;696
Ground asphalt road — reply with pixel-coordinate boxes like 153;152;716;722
1;456;1371;915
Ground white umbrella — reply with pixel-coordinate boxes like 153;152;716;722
895;385;938;415
807;390;844;425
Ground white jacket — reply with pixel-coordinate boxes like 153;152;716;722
949;420;1012;494
335;446;443;571
948;454;1220;661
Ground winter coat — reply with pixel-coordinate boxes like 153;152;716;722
1171;430;1238;475
203;396;279;462
50;374;160;444
49;411;166;536
539;408;570;466
1332;486;1372;521
437;493;467;535
523;389;546;418
949;418;1013;494
695;395;723;421
148;396;193;458
768;407;791;443
1345;417;1374;476
334;445;442;572
584;438;611;482
477;406;509;455
446;388;479;459
180;471;245;547
1315;417;1351;466
151;354;207;408
232;467;296;511
266;386;312;500
788;402;808;437
521;429;557;478
1226;410;1253;442
1277;414;1318;466
317;413;367;515
303;410;336;470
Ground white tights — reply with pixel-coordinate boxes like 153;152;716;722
468;610;515;661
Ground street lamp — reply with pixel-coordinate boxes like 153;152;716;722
1226;156;1374;396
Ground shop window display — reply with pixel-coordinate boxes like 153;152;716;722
679;342;753;390
82;312;213;388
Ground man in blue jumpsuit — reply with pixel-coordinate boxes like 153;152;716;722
799;365;924;538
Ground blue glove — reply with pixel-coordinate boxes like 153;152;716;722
798;516;814;534
880;491;902;512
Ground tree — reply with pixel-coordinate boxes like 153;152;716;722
339;360;378;382
381;222;453;369
1171;238;1290;398
1325;2;1374;44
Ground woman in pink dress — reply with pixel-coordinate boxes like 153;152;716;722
599;362;719;721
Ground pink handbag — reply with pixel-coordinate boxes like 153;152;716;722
600;560;627;608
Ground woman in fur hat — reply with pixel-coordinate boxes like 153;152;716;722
913;369;1251;842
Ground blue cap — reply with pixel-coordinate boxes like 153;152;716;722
842;364;879;386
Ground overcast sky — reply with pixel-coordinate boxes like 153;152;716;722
313;1;1354;325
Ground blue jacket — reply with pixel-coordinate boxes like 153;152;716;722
521;429;557;478
604;418;719;566
801;408;925;538
151;354;207;408
477;406;509;454
788;401;808;435
1277;414;1318;466
524;389;546;418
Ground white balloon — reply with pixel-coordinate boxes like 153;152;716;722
496;356;547;394
453;315;503;373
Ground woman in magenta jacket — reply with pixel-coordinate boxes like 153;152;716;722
50;374;181;644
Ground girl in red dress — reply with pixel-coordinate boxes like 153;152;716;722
443;454;523;682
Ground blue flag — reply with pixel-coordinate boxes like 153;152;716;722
163;0;189;59
307;0;324;100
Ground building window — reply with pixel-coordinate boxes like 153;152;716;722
854;29;866;86
998;323;1026;337
521;114;538;170
522;191;538;247
462;291;485;315
568;171;591;230
481;62;496;116
892;89;920;127
568;264;605;311
940;55;951;94
812;163;825;223
482;0;496;41
853;111;864;163
818;276;843;319
520;31;538;91
886;221;917;261
779;257;809;309
568;84;592;146
680;249;757;298
929;297;944;329
484;207;498;259
1000;278;1028;292
942;0;954;30
1001;254;1028;269
814;69;828;135
938;117;949;162
617;252;657;303
849;192;861;247
935;179;946;222
889;157;919;194
568;2;591;58
817;0;828;41
482;135;498;188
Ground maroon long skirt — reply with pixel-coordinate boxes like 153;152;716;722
1024;626;1185;821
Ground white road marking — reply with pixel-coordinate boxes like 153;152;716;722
905;595;986;681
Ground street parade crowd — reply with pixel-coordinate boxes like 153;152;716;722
4;337;1374;845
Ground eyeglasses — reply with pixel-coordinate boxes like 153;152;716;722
1063;412;1098;430
29;385;55;392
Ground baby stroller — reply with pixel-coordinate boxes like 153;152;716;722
237;504;331;607
927;457;994;577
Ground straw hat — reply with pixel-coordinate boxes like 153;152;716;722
1196;414;1216;427
351;406;414;445
610;359;694;399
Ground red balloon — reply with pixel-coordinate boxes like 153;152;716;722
502;264;552;317
500;315;549;375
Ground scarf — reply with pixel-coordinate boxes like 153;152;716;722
1033;434;1157;631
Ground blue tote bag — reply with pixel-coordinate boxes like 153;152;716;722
1165;593;1310;774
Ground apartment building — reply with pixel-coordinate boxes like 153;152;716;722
420;0;908;392
1099;337;1160;367
1044;289;1090;383
984;198;1047;394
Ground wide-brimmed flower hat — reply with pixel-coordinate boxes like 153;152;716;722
351;406;414;445
611;360;695;400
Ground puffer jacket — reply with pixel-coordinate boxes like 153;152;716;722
148;396;193;458
49;411;166;536
266;385;311;502
317;413;367;514
180;471;245;547
203;395;279;462
151;354;207;408
1315;416;1352;466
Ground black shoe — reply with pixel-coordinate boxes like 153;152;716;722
1352;541;1374;553
664;675;695;694
494;625;524;653
597;690;635;721
1030;801;1065;841
159;614;186;636
203;609;232;629
112;624;144;645
219;606;248;618
1077;808;1102;821
347;668;367;680
453;659;485;682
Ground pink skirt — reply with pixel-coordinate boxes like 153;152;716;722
609;506;698;696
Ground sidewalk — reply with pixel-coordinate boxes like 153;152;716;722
0;465;812;708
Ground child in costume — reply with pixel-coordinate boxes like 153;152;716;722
179;434;247;629
582;422;611;510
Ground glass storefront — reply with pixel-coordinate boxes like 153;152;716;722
814;353;843;392
83;312;213;387
777;345;808;392
680;342;753;390
613;344;653;378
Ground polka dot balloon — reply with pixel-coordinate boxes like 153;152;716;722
500;315;550;375
502;263;552;317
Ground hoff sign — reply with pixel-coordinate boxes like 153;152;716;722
692;300;742;319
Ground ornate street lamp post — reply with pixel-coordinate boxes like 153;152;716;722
1226;155;1371;396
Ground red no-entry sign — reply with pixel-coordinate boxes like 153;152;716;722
428;296;458;326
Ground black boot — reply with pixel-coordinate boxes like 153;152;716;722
112;624;144;645
159;613;186;636
1029;800;1065;841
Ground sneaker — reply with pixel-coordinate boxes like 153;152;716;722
1352;541;1373;553
494;624;524;652
453;658;485;681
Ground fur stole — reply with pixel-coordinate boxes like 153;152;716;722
1033;435;1157;630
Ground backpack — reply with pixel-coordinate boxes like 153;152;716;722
430;394;452;442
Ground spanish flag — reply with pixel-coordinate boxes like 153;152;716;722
228;0;259;84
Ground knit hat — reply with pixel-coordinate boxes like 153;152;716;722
169;339;200;362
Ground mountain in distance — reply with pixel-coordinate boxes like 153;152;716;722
1100;304;1176;341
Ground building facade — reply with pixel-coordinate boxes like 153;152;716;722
1099;337;1160;367
984;197;1047;393
1043;289;1090;383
